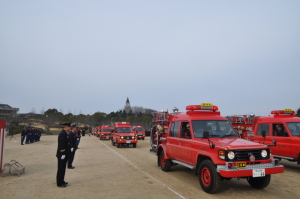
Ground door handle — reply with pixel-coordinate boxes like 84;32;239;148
178;143;181;145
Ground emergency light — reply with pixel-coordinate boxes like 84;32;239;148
271;109;295;115
186;103;218;111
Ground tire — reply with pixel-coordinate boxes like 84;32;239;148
247;175;271;189
117;141;120;148
133;143;136;148
159;150;171;172
142;138;144;140
198;160;220;194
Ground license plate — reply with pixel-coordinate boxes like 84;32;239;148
253;169;265;177
236;162;246;168
106;136;109;139
126;140;131;143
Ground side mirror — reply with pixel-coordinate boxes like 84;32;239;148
203;131;209;139
262;130;266;137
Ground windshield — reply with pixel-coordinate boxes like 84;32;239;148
192;120;238;138
117;127;132;133
286;122;300;136
135;128;145;131
101;129;111;132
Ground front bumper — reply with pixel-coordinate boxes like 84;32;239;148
100;135;110;139
217;163;284;178
117;139;138;144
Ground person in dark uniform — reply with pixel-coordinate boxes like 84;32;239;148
56;122;71;188
76;127;81;149
67;124;77;169
29;127;34;143
183;123;191;139
21;127;26;145
274;124;288;137
25;127;29;144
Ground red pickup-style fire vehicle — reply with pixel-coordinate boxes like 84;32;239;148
149;103;284;194
132;126;146;140
99;125;111;140
111;122;138;148
228;109;300;165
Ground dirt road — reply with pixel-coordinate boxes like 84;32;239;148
1;134;300;199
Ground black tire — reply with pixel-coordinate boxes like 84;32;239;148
159;150;171;172
117;141;120;148
247;175;271;189
133;143;136;148
198;160;220;194
142;138;144;140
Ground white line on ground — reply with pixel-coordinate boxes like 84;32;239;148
96;137;185;199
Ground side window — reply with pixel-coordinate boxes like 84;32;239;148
180;122;189;138
257;124;269;136
170;122;179;137
273;124;289;137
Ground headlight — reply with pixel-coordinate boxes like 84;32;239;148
228;151;235;160
261;150;267;158
132;136;135;139
121;136;124;139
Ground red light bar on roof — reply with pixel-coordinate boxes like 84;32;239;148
186;103;218;111
271;109;295;115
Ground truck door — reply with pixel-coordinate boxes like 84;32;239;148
286;122;300;159
253;123;270;144
271;123;292;157
177;122;192;164
166;122;180;159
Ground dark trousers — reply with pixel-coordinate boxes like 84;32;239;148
67;151;76;168
56;157;68;186
21;136;25;144
25;135;29;143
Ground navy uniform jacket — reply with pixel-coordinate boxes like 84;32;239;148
56;130;70;158
69;131;77;150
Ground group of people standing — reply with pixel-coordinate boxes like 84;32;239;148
56;122;83;188
20;126;42;145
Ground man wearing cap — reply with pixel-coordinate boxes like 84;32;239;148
274;125;287;137
67;124;77;169
183;123;192;139
56;122;71;188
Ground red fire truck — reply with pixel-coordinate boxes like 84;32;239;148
149;103;284;194
228;109;300;164
132;126;146;140
99;125;111;140
111;122;138;148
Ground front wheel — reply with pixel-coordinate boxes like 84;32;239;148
247;175;271;189
159;150;171;172
198;160;220;194
133;143;136;148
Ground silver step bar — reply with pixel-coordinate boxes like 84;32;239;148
172;160;195;169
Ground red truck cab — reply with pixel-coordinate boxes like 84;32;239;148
232;109;300;164
99;125;111;140
132;126;146;140
150;103;284;194
111;122;138;148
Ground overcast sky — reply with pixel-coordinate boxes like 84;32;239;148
1;0;300;117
